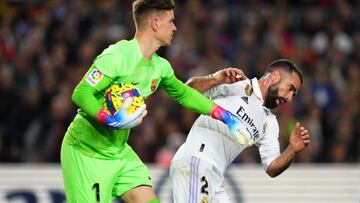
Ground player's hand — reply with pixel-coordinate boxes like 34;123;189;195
289;122;311;153
120;107;147;129
211;105;253;146
213;67;247;85
97;98;147;129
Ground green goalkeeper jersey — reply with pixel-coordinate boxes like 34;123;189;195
65;38;214;159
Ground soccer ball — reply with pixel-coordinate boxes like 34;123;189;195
103;83;144;115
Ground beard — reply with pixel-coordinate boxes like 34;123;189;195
264;84;281;109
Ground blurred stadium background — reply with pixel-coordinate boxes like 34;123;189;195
0;0;359;202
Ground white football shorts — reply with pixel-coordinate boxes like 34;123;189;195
169;156;232;203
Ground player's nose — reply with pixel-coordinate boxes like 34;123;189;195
284;93;293;102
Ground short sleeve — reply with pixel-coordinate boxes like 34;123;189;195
256;116;280;171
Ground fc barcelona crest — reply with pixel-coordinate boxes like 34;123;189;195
245;84;253;96
151;79;158;91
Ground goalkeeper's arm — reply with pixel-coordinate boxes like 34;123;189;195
72;68;145;129
71;72;111;118
160;75;252;145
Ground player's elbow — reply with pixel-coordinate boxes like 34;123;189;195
266;166;283;178
71;90;80;105
71;83;91;106
71;87;87;108
266;170;279;178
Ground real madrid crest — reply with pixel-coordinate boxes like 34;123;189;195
263;122;268;134
245;84;253;96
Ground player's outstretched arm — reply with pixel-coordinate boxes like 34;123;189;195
186;67;247;93
266;122;311;177
162;73;253;145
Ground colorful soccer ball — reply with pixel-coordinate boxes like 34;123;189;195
103;83;144;115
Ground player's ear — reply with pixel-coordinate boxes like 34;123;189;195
269;70;281;84
150;17;159;31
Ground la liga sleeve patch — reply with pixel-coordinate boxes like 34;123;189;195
85;68;103;87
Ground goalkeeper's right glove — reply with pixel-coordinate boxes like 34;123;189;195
96;98;147;129
211;105;254;146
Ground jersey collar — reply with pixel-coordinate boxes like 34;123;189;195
130;38;143;59
250;78;264;104
132;38;156;64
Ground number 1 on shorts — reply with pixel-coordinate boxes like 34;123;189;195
92;183;100;202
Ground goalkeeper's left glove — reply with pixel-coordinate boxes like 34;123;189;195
211;105;254;146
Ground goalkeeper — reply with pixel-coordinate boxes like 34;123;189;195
60;0;248;203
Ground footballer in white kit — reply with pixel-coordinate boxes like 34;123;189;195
170;59;311;203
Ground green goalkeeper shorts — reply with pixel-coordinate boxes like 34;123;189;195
60;139;152;203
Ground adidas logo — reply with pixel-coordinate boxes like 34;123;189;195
263;108;269;116
241;96;248;104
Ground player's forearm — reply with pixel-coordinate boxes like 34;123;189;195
163;75;245;135
266;146;297;177
186;75;220;93
72;81;102;118
73;70;114;118
162;75;214;115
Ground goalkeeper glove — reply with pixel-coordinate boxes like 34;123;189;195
211;105;254;146
96;98;147;129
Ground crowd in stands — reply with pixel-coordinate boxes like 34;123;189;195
0;0;359;166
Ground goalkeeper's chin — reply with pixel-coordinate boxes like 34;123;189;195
161;37;173;47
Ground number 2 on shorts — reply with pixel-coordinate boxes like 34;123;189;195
201;176;209;195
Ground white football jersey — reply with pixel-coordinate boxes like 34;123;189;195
172;78;280;172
